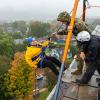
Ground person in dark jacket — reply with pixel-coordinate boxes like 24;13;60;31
75;31;100;84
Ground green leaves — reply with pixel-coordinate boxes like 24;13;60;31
29;21;50;37
0;55;11;76
3;52;34;98
0;33;14;58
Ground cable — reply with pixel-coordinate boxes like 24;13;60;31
80;5;100;20
89;6;100;8
34;69;37;100
56;23;64;34
86;0;90;7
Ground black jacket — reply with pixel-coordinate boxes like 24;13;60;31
81;35;100;63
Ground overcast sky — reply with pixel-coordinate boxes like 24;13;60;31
0;0;100;21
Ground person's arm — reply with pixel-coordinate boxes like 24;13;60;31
41;41;49;47
25;47;39;68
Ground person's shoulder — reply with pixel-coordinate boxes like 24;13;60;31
89;35;100;47
75;19;87;25
91;35;100;41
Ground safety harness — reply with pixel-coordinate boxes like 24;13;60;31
31;46;46;68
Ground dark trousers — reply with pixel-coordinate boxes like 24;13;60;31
81;62;100;83
37;56;61;75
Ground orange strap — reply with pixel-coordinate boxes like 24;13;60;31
62;0;79;62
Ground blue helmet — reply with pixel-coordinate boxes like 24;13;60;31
26;37;35;43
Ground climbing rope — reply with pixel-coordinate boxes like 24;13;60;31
34;69;37;100
80;5;100;19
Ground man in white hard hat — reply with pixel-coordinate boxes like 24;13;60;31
76;31;100;85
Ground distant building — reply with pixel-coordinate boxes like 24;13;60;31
50;32;77;46
3;23;13;33
14;39;24;44
6;27;13;33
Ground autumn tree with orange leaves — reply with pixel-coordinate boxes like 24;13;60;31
0;52;35;100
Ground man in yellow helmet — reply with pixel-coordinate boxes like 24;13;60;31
25;37;63;75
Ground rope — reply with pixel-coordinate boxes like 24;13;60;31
34;69;37;100
80;5;100;20
56;23;64;33
89;6;100;8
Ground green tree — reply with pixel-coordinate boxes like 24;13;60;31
12;21;17;29
0;74;6;100
0;55;11;76
14;40;27;52
44;68;56;91
12;21;27;33
29;21;50;37
3;52;34;99
0;25;3;33
12;31;22;39
0;33;14;58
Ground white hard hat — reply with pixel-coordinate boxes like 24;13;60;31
76;31;90;42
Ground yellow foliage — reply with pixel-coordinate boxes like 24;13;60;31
4;52;35;98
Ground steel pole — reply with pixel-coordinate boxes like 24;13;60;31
82;0;86;21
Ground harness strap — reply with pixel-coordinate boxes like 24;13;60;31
31;52;43;61
39;60;43;68
32;47;47;68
